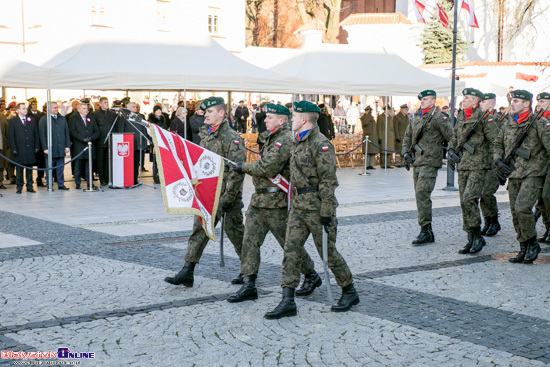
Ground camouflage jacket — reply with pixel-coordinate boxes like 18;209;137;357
198;118;245;204
290;125;338;217
242;125;292;209
493;112;550;179
448;107;499;171
402;108;453;168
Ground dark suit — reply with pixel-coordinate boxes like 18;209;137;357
8;115;39;190
119;114;148;185
70;113;99;187
94;108;118;185
29;110;46;182
39;114;70;188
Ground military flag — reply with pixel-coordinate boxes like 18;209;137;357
461;0;479;28
149;123;224;241
435;1;449;28
411;0;426;23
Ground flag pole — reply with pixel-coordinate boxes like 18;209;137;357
443;0;459;191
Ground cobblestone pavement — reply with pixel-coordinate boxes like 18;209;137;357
1;167;549;366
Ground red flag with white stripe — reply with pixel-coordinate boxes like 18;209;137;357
461;0;479;28
436;1;449;28
149;123;224;241
411;0;426;23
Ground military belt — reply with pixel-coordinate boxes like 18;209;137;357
255;187;281;194
293;185;318;195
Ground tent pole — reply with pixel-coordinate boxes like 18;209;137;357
46;89;53;192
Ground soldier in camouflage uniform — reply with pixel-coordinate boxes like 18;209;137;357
448;88;499;254
265;101;359;320
402;90;453;245
227;104;320;303
532;93;550;242
478;93;502;237
494;90;550;264
164;97;246;287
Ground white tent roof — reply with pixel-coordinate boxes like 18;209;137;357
268;44;465;96
0;37;293;93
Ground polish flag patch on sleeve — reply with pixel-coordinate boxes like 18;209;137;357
275;142;282;147
321;146;329;152
233;140;240;145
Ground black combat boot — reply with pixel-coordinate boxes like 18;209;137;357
469;227;486;253
412;224;435;245
331;283;360;312
485;215;501;237
227;275;258;303
481;216;491;236
264;287;297;319
295;271;322;296
231;273;244;285
164;261;196;286
523;237;541;264
538;226;550;243
458;231;473;254
509;242;527;263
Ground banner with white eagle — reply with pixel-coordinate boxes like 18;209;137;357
149;123;224;241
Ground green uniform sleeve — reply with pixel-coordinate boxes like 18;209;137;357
242;140;291;178
402;120;412;155
221;136;246;204
313;140;338;217
437;114;453;142
493;126;505;162
447;120;458;151
483;115;499;150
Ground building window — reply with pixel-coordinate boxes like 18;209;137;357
156;0;170;31
208;7;219;34
91;0;107;26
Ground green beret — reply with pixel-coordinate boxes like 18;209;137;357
536;92;550;101
418;90;436;100
293;101;321;114
483;93;496;100
462;88;484;99
510;90;533;101
200;97;225;111
265;103;290;115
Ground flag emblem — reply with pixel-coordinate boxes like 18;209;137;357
275;142;282;147
117;142;130;157
322;146;329;151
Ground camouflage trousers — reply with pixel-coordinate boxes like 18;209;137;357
240;205;315;277
458;170;485;231
535;169;550;227
184;201;244;264
508;177;543;242
281;209;353;289
480;168;500;218
413;166;439;227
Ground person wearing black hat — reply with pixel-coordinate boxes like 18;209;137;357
478;92;502;237
494;90;550;264
164;96;245;288
360;106;379;169
402;90;453;245
39;102;70;190
264;101;359;320
394;104;409;167
8;103;40;193
448;88;499;254
532;92;550;243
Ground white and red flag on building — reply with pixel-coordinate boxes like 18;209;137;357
149;123;224;241
411;0;426;23
461;0;479;28
435;1;449;28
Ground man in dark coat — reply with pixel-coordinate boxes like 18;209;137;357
234;100;249;133
70;103;99;189
119;102;148;185
317;103;334;140
28;98;46;186
93;97;118;186
188;103;205;145
39;102;70;190
8;103;39;193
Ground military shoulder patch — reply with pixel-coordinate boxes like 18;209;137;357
488;118;494;123
546;122;550;127
321;146;329;152
233;140;240;145
443;116;448;120
275;142;282;147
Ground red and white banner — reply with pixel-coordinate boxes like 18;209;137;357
436;1;449;28
111;133;134;187
461;0;479;28
411;0;426;23
149;123;224;241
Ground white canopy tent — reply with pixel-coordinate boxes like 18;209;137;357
268;44;465;96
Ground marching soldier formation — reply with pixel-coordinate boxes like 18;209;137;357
163;87;549;320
